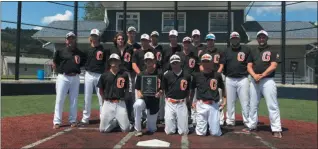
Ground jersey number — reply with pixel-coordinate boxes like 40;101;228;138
237;52;245;62
180;79;188;91
262;51;271;62
214;54;220;63
116;77;125;88
157;78;161;89
124;53;131;62
210;79;218;90
189;58;195;68
74;55;80;64
96;51;104;60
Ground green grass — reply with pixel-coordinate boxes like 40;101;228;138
1;95;317;123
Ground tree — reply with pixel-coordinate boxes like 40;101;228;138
83;2;104;20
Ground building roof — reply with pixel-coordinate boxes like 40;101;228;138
4;56;52;65
243;21;318;39
32;20;107;38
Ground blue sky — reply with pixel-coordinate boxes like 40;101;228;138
1;1;317;30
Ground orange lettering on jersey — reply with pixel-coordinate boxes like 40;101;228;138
210;79;218;90
74;55;80;64
214;54;220;63
237;52;245;62
189;58;195;68
262;51;271;62
116;77;125;88
124;53;131;62
156;52;162;61
157;78;161;89
180;79;188;91
96;51;104;60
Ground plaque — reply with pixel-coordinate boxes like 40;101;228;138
141;75;158;96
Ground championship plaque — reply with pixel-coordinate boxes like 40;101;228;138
141;75;158;96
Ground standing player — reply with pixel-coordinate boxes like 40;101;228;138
98;53;130;133
162;54;192;135
223;32;251;127
191;53;226;136
243;30;282;138
178;36;200;126
52;32;86;129
199;33;225;126
162;30;182;73
133;52;163;136
191;29;205;57
80;29;108;126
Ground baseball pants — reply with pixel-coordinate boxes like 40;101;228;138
191;89;198;125
133;99;159;132
195;100;222;136
126;72;136;123
82;71;103;123
53;74;80;125
225;77;250;126
164;98;189;135
100;100;130;132
219;73;226;125
247;78;282;132
158;94;165;120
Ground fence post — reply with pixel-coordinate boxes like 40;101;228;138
15;1;22;80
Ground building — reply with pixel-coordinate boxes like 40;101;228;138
1;56;52;76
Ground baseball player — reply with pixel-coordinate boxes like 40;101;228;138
98;53;130;133
162;30;182;73
191;53;226;136
79;29;108;126
223;32;251;127
179;36;200;126
52;32;86;129
134;52;163;136
191;29;205;57
199;33;225;126
243;30;283;138
126;26;141;126
162;54;192;135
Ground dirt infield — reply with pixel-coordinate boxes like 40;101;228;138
2;110;317;149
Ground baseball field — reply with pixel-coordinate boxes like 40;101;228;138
2;94;317;148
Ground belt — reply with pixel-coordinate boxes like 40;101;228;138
198;99;214;105
166;98;185;104
105;99;120;103
63;73;77;76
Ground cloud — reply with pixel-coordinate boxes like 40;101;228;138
41;10;73;24
246;15;255;21
253;2;317;16
33;26;43;30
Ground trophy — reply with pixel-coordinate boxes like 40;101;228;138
141;75;158;96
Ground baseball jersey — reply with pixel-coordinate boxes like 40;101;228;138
162;71;192;100
199;48;224;71
53;47;86;74
84;45;109;74
152;44;164;69
222;46;251;78
247;45;280;78
162;44;182;72
132;48;157;72
191;71;224;102
193;43;206;57
135;69;163;114
178;50;200;75
97;70;129;100
109;45;134;72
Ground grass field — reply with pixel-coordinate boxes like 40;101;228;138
1;95;317;123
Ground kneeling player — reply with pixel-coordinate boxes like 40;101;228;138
98;53;130;133
192;54;226;136
134;52;163;137
162;54;192;135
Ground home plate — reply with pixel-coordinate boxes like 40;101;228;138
136;139;170;148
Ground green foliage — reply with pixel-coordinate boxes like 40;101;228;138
83;2;104;21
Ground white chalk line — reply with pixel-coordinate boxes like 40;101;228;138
181;135;189;149
232;130;277;149
113;132;135;149
21;128;73;149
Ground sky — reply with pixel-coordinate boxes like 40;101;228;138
1;1;318;30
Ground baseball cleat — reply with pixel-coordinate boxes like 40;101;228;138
70;122;77;128
135;131;143;137
78;121;89;127
53;124;60;129
273;132;283;138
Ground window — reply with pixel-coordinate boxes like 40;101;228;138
116;12;140;32
208;12;233;33
162;12;186;33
